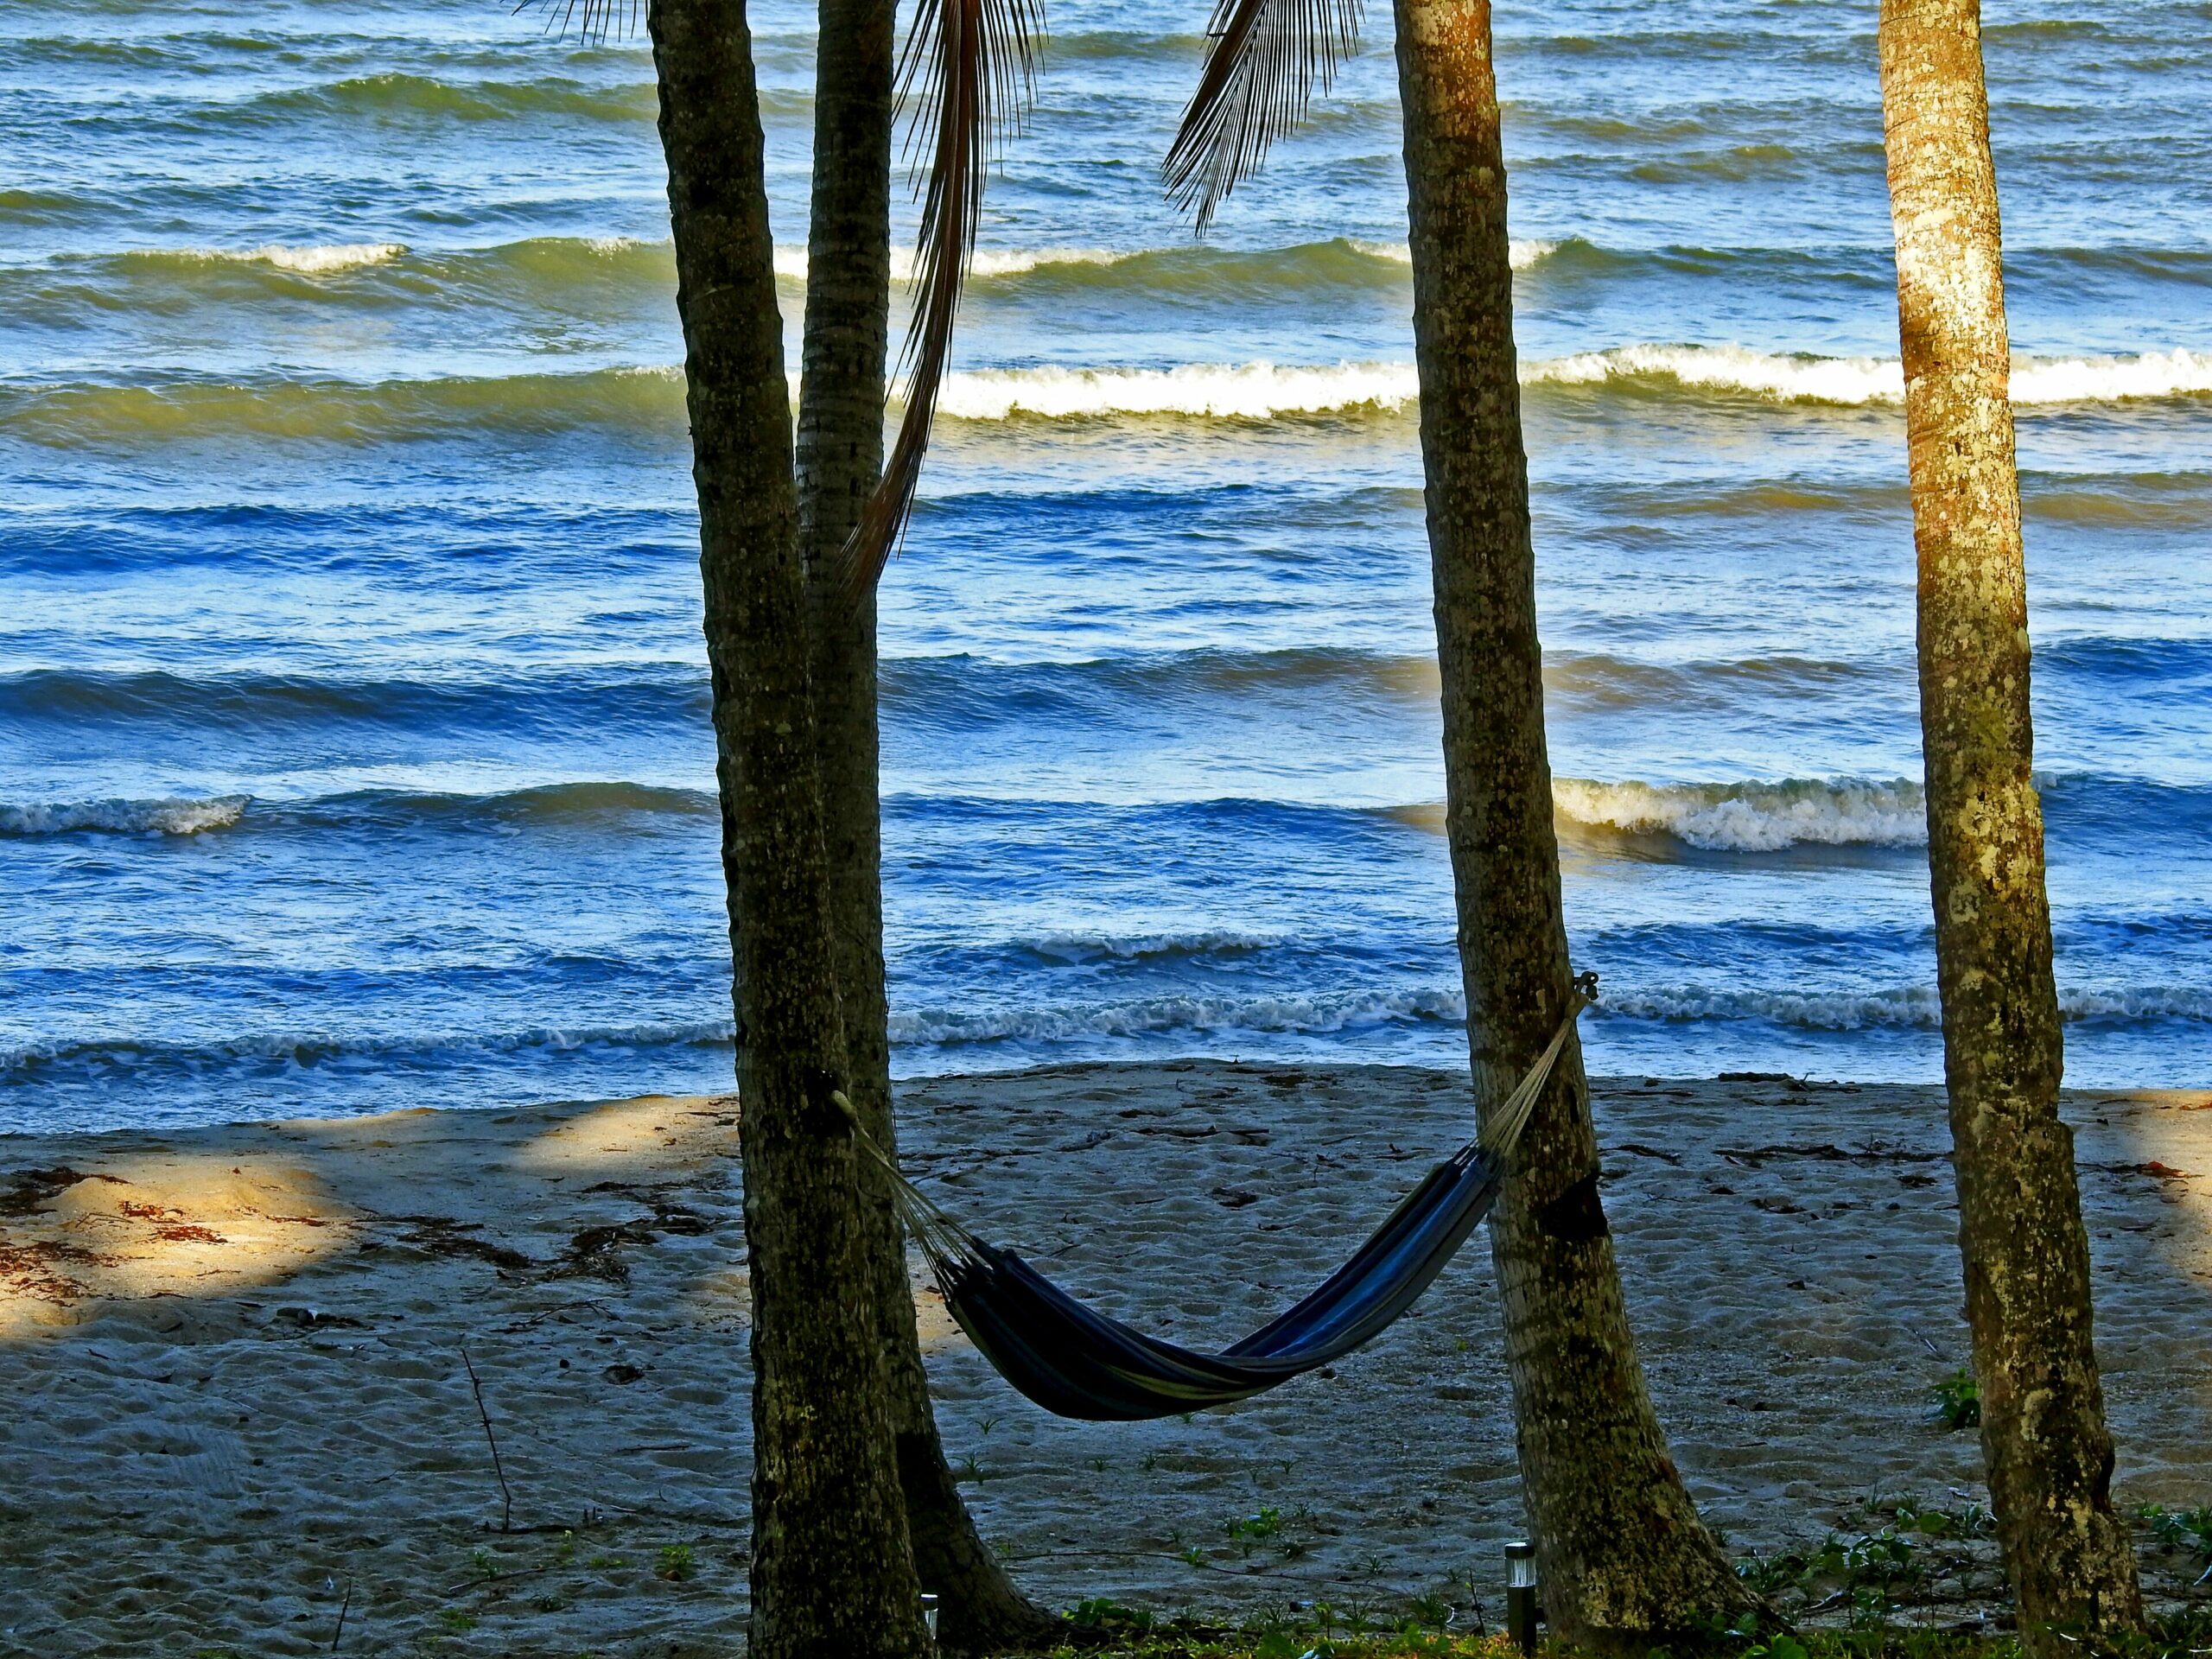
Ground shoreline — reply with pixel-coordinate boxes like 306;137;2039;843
2;1065;2207;1655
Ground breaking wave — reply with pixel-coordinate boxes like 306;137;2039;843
1348;237;1559;270
888;978;2212;1048
890;987;1465;1046
123;242;410;275
15;983;2202;1083
13;343;2207;446
933;361;1421;421
0;795;249;836
1;1018;737;1082
938;346;2212;421
1597;984;2212;1029
1023;929;1279;963
1553;777;1927;851
1529;342;2212;406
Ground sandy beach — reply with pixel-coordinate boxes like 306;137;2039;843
1;1065;2207;1656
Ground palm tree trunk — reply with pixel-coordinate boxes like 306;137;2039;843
647;0;927;1652
1392;0;1751;1642
793;0;1058;1645
1877;3;2142;1647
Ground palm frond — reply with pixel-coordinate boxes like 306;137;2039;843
516;0;639;44
1162;0;1361;232
840;0;1044;598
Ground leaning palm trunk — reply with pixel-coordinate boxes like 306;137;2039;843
1390;0;1751;1638
793;0;1056;1643
1877;2;2142;1648
647;0;927;1652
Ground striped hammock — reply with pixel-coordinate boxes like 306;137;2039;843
849;981;1592;1421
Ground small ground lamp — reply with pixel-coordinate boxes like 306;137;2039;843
1505;1539;1539;1654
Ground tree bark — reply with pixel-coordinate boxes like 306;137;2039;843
1877;3;2143;1648
792;0;1058;1644
648;0;927;1652
1392;0;1751;1643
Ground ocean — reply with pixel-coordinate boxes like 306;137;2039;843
3;0;2208;1131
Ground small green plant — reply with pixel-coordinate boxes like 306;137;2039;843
1069;1597;1154;1632
1224;1506;1283;1542
1410;1592;1452;1628
2139;1502;2212;1584
656;1542;697;1582
587;1553;623;1569
470;1546;498;1580
1181;1544;1205;1567
1933;1367;1981;1429
555;1530;577;1564
439;1610;479;1633
1734;1548;1804;1597
2140;1502;2212;1553
1732;1503;1991;1620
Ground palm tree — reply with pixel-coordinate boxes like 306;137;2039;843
643;0;927;1650
794;0;1058;1642
1876;1;2142;1647
1167;1;1752;1640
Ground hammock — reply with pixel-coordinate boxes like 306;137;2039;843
850;981;1593;1421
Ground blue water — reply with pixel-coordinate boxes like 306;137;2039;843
3;0;2209;1131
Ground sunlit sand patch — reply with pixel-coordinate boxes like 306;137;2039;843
512;1091;738;1178
0;1154;353;1338
2100;1086;2212;1502
913;1274;967;1352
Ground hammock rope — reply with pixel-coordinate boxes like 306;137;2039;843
841;974;1596;1421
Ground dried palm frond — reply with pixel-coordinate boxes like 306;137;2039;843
518;0;639;43
840;0;1044;597
1163;0;1362;232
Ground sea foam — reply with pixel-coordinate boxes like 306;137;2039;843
889;986;1465;1046
1552;777;1928;851
919;346;2212;421
1529;342;2212;405
0;795;248;836
1597;983;2212;1029
932;360;1421;420
1349;237;1559;270
173;243;410;274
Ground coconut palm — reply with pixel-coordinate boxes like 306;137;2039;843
1166;0;1752;1640
1876;0;2142;1647
640;0;926;1649
795;0;1058;1642
617;0;1049;1642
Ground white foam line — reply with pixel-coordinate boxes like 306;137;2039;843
150;243;410;274
901;345;2212;420
0;795;250;836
